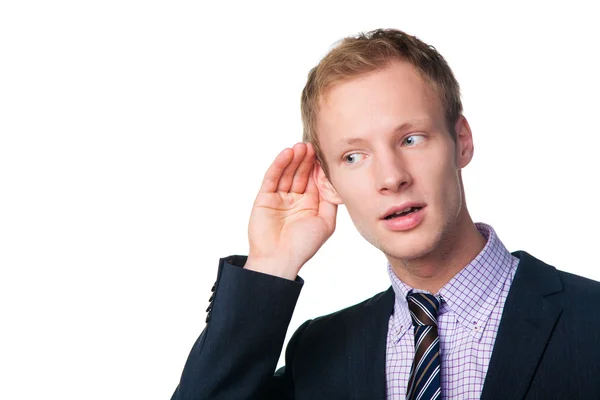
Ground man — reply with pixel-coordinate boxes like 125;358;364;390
171;28;600;399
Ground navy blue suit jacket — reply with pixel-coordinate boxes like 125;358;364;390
171;251;600;399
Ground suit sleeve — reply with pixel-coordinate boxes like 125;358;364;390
171;255;304;400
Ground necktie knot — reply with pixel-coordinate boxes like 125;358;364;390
407;292;440;327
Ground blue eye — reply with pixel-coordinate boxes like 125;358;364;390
403;135;425;146
344;153;364;164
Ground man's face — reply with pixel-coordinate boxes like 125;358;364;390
315;60;473;266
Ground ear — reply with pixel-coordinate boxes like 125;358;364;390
454;115;475;169
313;162;344;205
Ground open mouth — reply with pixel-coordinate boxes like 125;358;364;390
384;206;423;220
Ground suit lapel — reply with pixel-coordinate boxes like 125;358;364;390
481;251;563;400
345;287;394;399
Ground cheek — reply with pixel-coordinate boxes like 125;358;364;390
331;173;374;215
436;164;463;212
338;185;367;211
330;170;365;196
418;154;460;206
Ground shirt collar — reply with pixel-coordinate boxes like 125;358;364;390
387;222;516;341
387;264;413;341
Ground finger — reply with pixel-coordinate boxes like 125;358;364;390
259;148;294;193
290;142;316;193
276;143;307;192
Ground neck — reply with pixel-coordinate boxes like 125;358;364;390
389;215;487;294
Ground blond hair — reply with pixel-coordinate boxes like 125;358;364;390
301;28;463;175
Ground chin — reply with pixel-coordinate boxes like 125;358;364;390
378;229;441;263
384;243;435;263
355;218;441;261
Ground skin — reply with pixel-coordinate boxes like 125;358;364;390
245;142;337;281
246;59;486;294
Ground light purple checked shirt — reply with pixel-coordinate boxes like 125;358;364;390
385;222;520;399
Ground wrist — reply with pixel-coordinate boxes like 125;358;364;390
244;256;300;281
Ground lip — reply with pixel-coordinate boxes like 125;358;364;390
381;202;426;220
381;205;425;231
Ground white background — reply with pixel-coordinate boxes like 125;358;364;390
1;1;599;399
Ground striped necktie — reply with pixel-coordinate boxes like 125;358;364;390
406;292;441;400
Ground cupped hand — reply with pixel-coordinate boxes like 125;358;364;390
245;142;338;280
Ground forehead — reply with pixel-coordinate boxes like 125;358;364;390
316;60;445;150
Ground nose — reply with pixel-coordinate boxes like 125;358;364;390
374;151;411;194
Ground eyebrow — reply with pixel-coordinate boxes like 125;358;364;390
337;119;433;145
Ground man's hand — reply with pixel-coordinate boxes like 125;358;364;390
245;142;338;280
